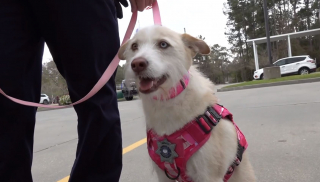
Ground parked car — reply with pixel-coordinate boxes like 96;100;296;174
40;94;50;105
253;55;317;80
121;80;138;101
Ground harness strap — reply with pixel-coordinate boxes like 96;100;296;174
148;104;248;182
200;105;247;182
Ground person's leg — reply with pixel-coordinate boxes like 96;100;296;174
0;0;44;182
28;0;122;181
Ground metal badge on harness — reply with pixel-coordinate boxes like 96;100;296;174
156;139;178;164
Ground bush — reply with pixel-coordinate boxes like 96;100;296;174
59;95;71;105
317;67;320;72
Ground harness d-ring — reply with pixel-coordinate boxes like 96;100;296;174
165;167;180;180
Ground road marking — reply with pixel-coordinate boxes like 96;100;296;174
57;138;147;182
123;138;147;154
57;176;69;182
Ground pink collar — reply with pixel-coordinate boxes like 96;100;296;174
153;73;190;101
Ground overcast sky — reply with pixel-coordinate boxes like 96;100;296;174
42;0;229;64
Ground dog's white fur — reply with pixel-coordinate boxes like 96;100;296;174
119;26;256;182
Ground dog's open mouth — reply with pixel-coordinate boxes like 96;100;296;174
139;75;167;94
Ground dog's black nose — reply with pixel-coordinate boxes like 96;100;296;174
131;58;148;73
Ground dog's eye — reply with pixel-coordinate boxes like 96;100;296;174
131;43;138;51
159;41;169;49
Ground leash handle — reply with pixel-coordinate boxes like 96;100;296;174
0;0;162;108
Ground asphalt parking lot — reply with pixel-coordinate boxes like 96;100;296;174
32;82;320;182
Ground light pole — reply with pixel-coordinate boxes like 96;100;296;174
263;0;273;65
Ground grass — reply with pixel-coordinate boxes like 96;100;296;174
223;72;320;89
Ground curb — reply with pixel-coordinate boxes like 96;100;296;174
217;77;320;92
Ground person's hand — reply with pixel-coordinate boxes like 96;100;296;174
129;0;155;12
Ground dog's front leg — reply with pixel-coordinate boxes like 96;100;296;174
152;162;175;182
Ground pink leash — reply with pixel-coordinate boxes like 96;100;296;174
0;1;162;108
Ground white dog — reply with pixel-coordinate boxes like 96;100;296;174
118;25;256;182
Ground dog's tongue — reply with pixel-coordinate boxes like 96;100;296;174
140;78;154;91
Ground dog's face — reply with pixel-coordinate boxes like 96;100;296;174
118;25;210;99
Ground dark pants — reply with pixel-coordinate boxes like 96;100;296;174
0;0;122;181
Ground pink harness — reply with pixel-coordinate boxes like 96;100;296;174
147;104;248;182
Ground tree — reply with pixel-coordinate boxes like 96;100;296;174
194;36;233;84
41;60;68;101
115;65;125;84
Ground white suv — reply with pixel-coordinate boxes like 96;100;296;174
254;55;317;80
40;94;50;105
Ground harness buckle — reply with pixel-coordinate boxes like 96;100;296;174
196;116;213;134
204;113;218;126
208;107;222;121
236;142;245;162
195;106;224;134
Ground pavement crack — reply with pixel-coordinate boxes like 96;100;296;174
34;138;78;153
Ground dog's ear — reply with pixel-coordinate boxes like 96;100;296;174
181;34;210;57
118;41;129;60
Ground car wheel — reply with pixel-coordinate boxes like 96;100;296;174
260;74;264;80
125;96;133;101
43;100;49;105
299;68;309;75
